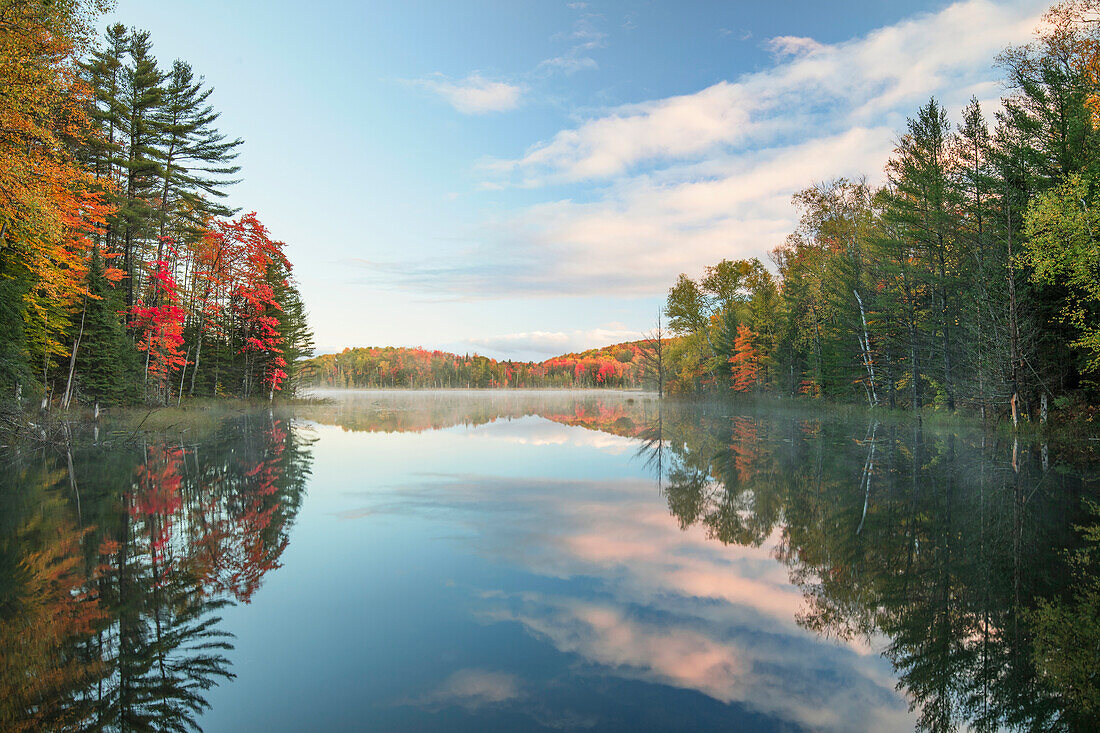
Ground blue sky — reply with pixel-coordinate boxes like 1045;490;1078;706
108;0;1049;359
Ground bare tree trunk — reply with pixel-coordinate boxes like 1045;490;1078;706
41;312;50;411
1007;185;1021;431
854;289;877;407
177;347;189;407
641;312;666;398
62;295;89;409
190;329;203;396
909;318;920;412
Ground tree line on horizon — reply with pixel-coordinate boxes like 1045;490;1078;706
306;343;650;389
0;2;313;411
655;0;1100;424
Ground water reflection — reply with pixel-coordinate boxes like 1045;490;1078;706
305;392;1098;731
0;413;313;732
2;392;1097;731
637;405;1100;731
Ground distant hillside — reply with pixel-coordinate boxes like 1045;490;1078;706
303;341;663;389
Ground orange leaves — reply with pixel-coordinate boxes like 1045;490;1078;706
728;324;760;392
0;1;112;374
307;339;652;389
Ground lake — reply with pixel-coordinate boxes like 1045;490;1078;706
2;390;1096;731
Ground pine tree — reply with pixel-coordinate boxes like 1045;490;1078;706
272;269;314;395
156;60;242;242
0;276;32;398
953;97;1000;415
745;264;781;392
875;99;960;410
711;305;739;386
78;24;128;229
117;28;165;309
74;246;138;405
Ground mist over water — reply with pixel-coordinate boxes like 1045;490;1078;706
2;391;1096;731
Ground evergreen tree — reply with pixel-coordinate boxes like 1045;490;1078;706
117;28;165;309
710;305;739;386
953;97;1001;415
875;99;961;410
272;270;315;395
156;59;242;242
77;23;128;236
74;247;138;405
0;275;32;400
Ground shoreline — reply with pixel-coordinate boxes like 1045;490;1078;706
2;388;1096;453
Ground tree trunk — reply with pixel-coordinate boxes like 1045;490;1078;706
1007;184;1020;431
189;332;203;396
854;289;877;406
177;347;189;407
62;295;88;409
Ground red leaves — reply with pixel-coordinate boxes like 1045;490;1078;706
131;238;187;387
310;340;652;389
223;213;290;394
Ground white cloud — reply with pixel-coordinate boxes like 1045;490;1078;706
767;35;826;57
414;73;522;114
718;28;752;41
376;0;1047;299
492;0;1041;185
537;53;599;75
487;82;751;182
537;12;607;76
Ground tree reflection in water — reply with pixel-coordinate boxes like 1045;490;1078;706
298;390;1098;730
8;393;1092;731
0;412;314;732
631;404;1099;732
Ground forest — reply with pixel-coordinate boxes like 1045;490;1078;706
10;0;1100;430
651;1;1100;424
0;2;313;411
305;343;650;390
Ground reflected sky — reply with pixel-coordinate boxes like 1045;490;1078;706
8;394;1091;730
200;397;913;732
8;391;1091;730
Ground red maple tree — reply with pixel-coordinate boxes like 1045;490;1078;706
130;238;187;396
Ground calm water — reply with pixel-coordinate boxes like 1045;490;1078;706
2;390;1097;732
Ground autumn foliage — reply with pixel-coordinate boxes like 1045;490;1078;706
728;325;759;392
130;240;187;390
306;342;650;390
0;6;311;407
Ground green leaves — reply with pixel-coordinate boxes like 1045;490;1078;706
1023;172;1100;371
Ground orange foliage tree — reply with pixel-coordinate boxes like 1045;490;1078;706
0;0;111;393
728;324;759;392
